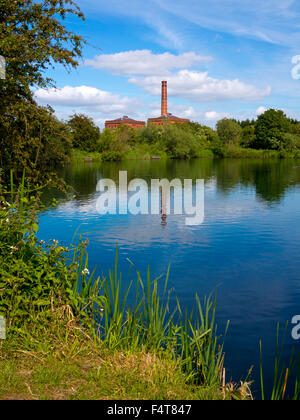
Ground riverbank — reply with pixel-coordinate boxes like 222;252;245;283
71;146;300;164
1;323;247;400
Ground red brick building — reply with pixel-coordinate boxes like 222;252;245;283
148;81;190;126
105;116;145;130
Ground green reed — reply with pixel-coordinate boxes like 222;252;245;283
260;323;300;400
70;242;227;387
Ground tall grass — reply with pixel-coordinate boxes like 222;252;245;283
260;324;300;400
71;242;227;387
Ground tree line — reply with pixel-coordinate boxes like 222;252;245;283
68;109;300;161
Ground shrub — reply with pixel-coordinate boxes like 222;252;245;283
254;109;290;150
0;176;103;331
68;113;100;152
0;102;72;182
217;119;242;146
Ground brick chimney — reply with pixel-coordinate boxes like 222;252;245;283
161;81;167;116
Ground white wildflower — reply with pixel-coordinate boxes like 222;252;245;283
82;268;90;276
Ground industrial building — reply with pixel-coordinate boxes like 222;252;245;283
147;81;190;126
104;81;190;130
105;115;145;130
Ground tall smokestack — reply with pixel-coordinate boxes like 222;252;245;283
161;81;167;116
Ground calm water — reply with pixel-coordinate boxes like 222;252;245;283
39;158;300;397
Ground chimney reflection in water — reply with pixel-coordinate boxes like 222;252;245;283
160;187;168;227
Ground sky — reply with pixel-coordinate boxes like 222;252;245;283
34;0;300;128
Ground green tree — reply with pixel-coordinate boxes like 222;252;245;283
241;125;256;148
217;118;242;146
0;0;85;180
98;129;114;153
254;109;290;150
288;121;300;136
0;0;85;103
181;122;218;149
68;113;100;152
160;124;198;159
99;126;136;161
0;101;72;179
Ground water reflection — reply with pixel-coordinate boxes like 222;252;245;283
161;187;168;227
51;158;300;206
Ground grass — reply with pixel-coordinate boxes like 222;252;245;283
70;145;293;164
0;321;248;400
123;143;170;160
71;149;102;162
71;244;230;389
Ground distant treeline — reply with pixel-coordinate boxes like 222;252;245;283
2;106;300;183
68;109;300;161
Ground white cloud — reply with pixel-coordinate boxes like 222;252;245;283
205;111;229;121
84;50;213;76
147;102;197;118
256;106;267;115
129;70;271;102
34;85;141;115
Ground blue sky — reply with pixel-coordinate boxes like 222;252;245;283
35;0;300;128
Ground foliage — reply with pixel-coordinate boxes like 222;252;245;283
0;101;72;181
0;0;85;181
217;118;242;146
241;124;256;148
68;113;100;152
0;0;85;102
254;109;290;150
68;110;300;162
159;124;199;159
0;175;103;331
98;126;136;161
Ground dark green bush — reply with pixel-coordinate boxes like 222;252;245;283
0;102;72;182
68;113;100;152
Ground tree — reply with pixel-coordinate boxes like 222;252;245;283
68;114;100;152
241;125;256;148
216;118;242;146
254;109;290;150
0;101;72;179
0;0;85;103
0;0;85;180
